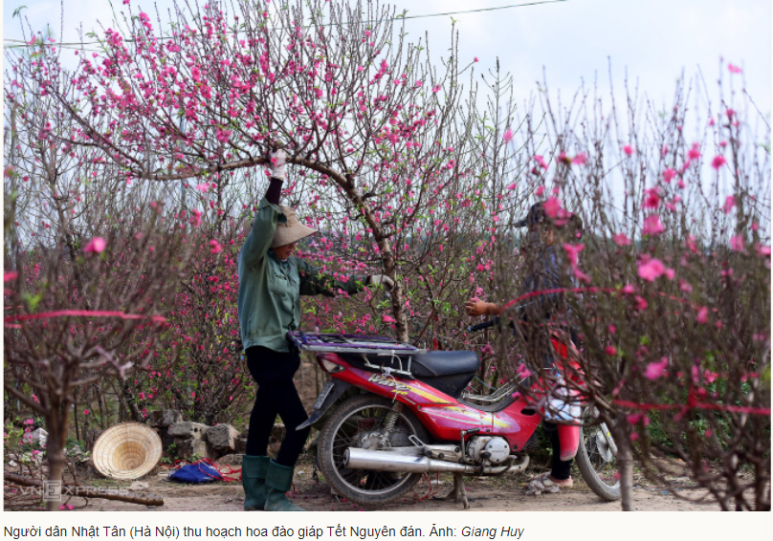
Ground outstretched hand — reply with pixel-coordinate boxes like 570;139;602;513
465;298;489;317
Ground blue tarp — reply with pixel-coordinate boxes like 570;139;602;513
168;461;223;484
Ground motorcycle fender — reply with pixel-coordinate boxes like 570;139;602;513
295;380;352;431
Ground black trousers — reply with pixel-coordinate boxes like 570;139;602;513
245;346;311;467
543;421;573;480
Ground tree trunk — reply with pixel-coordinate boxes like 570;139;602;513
73;405;81;445
97;387;107;429
82;387;91;440
44;409;68;511
615;428;635;511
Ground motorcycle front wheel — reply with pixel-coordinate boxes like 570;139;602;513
318;394;429;506
576;405;621;501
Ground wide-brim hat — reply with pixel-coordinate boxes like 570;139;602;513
271;205;318;247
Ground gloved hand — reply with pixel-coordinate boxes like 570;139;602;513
368;274;395;292
269;149;287;180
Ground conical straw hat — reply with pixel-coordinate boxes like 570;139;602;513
271;205;317;247
92;422;162;480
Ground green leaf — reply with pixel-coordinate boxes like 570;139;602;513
23;292;42;312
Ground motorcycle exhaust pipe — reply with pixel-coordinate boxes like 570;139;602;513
345;448;469;473
345;448;528;475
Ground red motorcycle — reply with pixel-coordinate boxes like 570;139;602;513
291;325;620;508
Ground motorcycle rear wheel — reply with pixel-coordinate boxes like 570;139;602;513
576;406;621;501
318;394;429;506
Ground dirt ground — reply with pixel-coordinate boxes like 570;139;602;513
24;458;716;512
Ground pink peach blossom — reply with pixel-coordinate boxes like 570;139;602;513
638;258;666;281
83;237;106;254
562;243;585;268
644;358;668;380
723;195;736;214
642;215;665;236
643;187;660;209
571;152;588;165
516;363;531;379
613;233;631;246
543;197;560;218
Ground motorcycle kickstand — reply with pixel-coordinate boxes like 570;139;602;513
435;473;470;510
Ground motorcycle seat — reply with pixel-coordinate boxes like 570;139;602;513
412;351;480;377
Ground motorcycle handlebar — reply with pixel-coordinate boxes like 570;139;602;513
467;316;500;333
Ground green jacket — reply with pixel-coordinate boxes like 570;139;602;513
237;197;367;352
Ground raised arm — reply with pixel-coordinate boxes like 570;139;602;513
240;151;287;267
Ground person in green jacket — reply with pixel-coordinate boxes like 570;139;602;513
238;150;393;511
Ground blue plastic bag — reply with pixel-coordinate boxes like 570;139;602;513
169;461;223;484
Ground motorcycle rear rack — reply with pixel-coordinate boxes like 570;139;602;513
288;332;424;378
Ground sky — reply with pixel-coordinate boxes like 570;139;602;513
3;0;770;116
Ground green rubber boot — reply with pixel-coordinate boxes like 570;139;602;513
242;455;270;511
264;460;304;511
